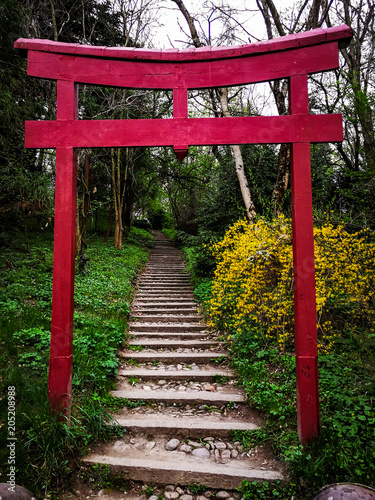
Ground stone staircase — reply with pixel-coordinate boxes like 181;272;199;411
83;231;284;492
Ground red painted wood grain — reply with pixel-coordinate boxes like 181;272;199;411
289;74;320;443
14;25;352;63
48;82;78;416
24;114;343;149
25;43;340;89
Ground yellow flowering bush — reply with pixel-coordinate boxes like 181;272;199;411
208;216;375;352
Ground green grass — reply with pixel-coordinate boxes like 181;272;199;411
0;228;151;496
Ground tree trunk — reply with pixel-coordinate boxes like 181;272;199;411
257;0;326;214
272;144;290;215
111;147;123;250
76;197;81;255
80;154;90;255
217;88;257;221
171;0;257;221
104;204;113;243
24;214;30;253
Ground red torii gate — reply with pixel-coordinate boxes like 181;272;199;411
15;24;352;444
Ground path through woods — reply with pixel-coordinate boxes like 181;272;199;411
83;232;284;493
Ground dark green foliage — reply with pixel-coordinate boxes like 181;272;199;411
231;329;375;496
80;462;129;492
241;144;278;217
238;480;296;500
182;242;217;279
187;484;207;495
192;278;212;304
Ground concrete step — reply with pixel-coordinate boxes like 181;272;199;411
129;331;209;344
133;308;200;315
138;282;191;286
136;296;195;300
111;387;246;404
148;260;184;262
111;413;258;436
135;296;195;300
144;271;188;274
132;315;203;323
135;302;197;307
82;447;283;489
117;366;233;381
137;292;195;297
129;323;207;332
146;266;186;269
140;274;190;278
133;302;199;314
140;275;190;279
128;339;220;348
138;284;192;293
144;270;186;274
137;288;193;292
137;291;195;296
145;265;185;268
82;454;283;490
146;261;185;264
134;302;197;308
120;351;227;363
140;273;191;283
138;282;192;287
129;331;209;340
142;275;189;279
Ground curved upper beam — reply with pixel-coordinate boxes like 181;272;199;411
15;25;352;63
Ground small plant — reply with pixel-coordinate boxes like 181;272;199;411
231;429;269;451
122;398;146;409
128;376;139;386
188;483;207;495
212;375;229;385
227;401;238;410
90;463;112;489
126;358;140;366
211;355;227;364
84;463;129;492
129;345;143;351
145;485;155;498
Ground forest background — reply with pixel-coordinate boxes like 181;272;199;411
0;0;375;498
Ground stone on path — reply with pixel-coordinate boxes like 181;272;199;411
165;438;180;451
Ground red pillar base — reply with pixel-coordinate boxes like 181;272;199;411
48;354;73;418
296;355;320;444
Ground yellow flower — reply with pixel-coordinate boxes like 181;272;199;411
205;215;375;353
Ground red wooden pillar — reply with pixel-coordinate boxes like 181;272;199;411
290;74;320;443
173;87;189;161
48;80;78;416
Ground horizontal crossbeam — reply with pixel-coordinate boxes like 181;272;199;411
25;114;343;149
26;43;339;89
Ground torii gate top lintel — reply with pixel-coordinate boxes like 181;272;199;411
14;25;353;445
15;24;352;66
